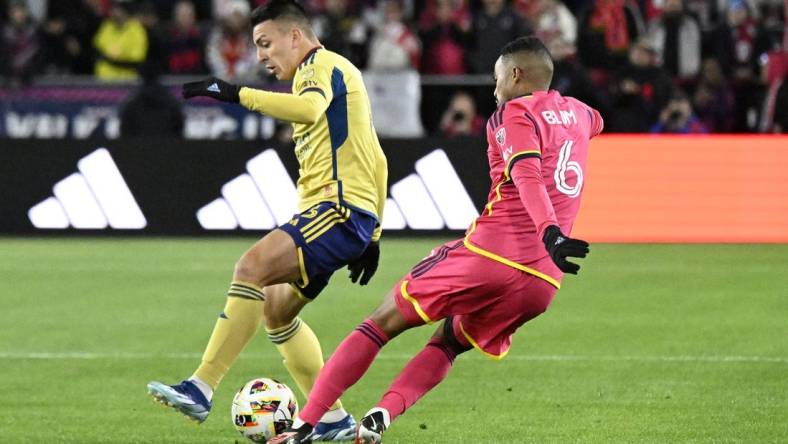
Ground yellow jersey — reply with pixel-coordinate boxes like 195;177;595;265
240;47;387;240
93;19;148;80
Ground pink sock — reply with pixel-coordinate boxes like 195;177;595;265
298;319;389;426
377;337;458;421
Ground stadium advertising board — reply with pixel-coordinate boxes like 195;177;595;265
0;137;489;236
1;136;786;242
0;85;279;140
572;135;788;243
0;74;421;139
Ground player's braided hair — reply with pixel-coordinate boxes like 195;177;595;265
500;36;552;61
251;0;311;28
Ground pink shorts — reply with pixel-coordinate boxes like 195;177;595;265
394;239;558;359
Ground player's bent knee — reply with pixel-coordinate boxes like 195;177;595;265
233;254;280;288
262;285;306;330
233;254;263;285
369;296;410;340
233;236;302;287
437;317;472;355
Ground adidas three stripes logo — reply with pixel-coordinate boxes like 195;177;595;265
26;148;478;231
28;149;146;229
197;149;478;231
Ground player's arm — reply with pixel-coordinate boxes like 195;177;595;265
347;150;387;285
510;158;588;274
504;114;589;274
181;77;329;124
509;156;557;239
348;163;386;285
589;106;604;138
238;87;328;124
371;159;387;242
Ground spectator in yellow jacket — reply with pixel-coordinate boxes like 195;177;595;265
93;0;148;80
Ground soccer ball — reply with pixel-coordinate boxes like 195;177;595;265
231;378;299;443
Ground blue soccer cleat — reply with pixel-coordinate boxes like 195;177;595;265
147;380;212;424
312;414;357;441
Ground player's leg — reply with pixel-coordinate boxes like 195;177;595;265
295;287;411;423
356;317;472;443
268;238;477;443
355;245;555;442
261;283;315;404
262;281;355;440
147;229;301;422
298;286;414;425
265;203;379;441
362;317;473;430
266;288;415;444
193;229;301;386
263;283;313;402
266;238;477;443
360;268;555;442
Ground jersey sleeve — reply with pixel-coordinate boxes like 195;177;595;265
588;106;604;138
238;57;333;124
239;87;327;124
293;59;334;105
498;108;543;179
510;158;558;240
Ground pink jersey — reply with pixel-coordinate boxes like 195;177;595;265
463;90;603;287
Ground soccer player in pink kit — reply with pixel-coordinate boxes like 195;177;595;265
268;36;603;444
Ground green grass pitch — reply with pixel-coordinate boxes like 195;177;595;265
0;238;786;443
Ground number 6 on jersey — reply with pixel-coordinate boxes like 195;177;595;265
555;140;583;198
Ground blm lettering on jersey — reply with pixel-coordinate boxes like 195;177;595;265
541;109;577;126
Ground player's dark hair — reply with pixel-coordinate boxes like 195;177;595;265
500;36;552;61
250;0;310;28
500;35;554;89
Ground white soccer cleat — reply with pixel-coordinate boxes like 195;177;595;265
354;408;390;444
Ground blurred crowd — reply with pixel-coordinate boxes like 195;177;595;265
0;0;786;133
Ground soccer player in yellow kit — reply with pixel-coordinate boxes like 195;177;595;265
146;1;387;440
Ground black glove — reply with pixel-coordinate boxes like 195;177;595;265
348;241;380;285
182;77;240;103
542;225;589;275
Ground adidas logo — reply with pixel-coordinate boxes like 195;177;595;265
28;148;147;229
384;149;478;230
207;83;220;93
198;149;478;231
197;149;298;229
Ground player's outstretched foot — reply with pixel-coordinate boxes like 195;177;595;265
147;380;211;424
354;408;390;444
267;424;314;444
313;414;357;441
